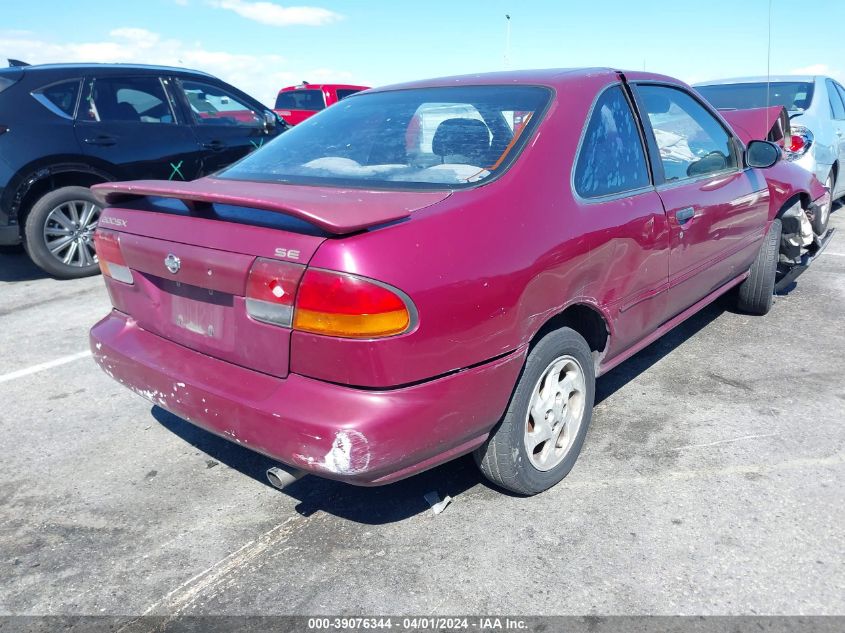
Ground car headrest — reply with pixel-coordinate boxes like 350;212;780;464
113;102;140;122
431;118;490;162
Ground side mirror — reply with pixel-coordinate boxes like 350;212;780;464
263;110;277;131
746;140;781;169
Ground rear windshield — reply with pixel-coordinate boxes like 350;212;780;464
275;89;326;111
696;81;814;112
222;85;551;189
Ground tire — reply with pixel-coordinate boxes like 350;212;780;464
474;327;595;495
736;218;781;315
811;172;833;237
24;186;103;279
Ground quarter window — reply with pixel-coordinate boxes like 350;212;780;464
336;88;362;101
32;80;81;119
826;80;845;120
638;85;737;182
82;77;174;123
573;85;650;198
181;80;261;127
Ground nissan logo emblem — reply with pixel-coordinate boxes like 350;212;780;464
164;253;181;274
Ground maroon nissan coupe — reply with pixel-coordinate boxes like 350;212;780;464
90;68;829;495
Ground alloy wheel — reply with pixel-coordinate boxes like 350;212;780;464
42;200;102;268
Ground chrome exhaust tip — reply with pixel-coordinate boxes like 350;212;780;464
266;465;305;490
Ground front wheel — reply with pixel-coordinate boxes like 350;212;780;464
736;218;781;315
474;327;595;495
24;186;103;279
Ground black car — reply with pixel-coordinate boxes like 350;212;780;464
0;62;286;278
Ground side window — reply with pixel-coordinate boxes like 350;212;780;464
32;80;81;119
274;89;326;111
826;79;845;120
573;85;650;198
181;80;261;127
638;85;737;182
82;77;174;123
336;88;361;101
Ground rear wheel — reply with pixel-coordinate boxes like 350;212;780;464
811;172;833;236
474;327;595;495
24;186;102;279
736;218;781;315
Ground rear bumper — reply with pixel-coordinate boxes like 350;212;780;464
90;310;525;486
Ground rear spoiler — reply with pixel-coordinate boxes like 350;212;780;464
93;178;448;235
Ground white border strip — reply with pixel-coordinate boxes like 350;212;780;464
0;350;92;384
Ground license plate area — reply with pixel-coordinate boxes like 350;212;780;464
145;276;237;353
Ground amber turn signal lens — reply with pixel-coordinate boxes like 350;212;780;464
293;269;413;338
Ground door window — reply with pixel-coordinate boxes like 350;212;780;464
638;85;737;182
826;79;845;120
573;85;651;198
274;89;326;111
82;77;174;123
181;80;261;127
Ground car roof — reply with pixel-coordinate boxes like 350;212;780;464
5;62;215;78
695;75;820;86
279;83;369;92
366;68;680;93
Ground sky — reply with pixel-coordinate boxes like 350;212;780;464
1;0;842;108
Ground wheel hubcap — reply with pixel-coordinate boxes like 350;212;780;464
43;200;102;268
524;355;587;471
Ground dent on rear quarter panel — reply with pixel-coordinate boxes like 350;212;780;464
764;161;826;217
293;73;625;388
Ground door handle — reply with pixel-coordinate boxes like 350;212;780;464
83;135;116;147
675;207;695;225
201;140;225;152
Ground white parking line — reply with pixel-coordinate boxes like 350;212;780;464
0;350;92;384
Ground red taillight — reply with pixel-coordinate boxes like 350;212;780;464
785;126;813;159
93;229;133;284
245;258;305;327
787;134;805;153
293;269;413;338
245;258;415;338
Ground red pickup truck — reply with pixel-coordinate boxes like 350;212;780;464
273;82;369;125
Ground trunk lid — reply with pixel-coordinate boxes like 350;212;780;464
92;179;449;378
719;105;790;147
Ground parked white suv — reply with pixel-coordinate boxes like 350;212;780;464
695;75;843;235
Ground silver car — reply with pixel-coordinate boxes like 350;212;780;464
695;75;844;235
